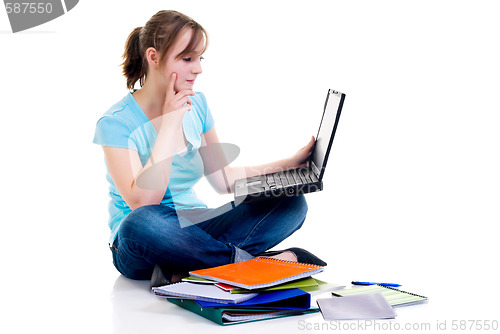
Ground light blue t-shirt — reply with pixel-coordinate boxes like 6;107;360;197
93;91;215;243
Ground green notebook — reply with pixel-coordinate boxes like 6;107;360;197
168;298;319;326
230;277;319;294
182;276;215;284
332;284;428;307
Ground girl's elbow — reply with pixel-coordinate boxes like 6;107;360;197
127;194;163;210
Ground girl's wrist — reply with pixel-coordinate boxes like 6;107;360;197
160;110;184;127
283;157;296;170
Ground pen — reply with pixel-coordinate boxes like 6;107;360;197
351;281;402;288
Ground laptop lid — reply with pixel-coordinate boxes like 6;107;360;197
310;89;345;180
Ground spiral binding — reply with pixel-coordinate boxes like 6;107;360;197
255;256;323;269
376;284;428;300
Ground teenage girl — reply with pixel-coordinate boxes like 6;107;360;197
94;10;325;284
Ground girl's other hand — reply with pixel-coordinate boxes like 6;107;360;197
289;136;315;169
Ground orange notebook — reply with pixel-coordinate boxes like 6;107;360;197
189;257;324;290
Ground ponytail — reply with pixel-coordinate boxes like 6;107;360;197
122;27;145;90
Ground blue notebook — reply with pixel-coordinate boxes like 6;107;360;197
196;288;311;310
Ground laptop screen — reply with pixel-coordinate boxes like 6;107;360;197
310;89;345;180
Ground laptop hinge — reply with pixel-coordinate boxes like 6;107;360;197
311;161;321;179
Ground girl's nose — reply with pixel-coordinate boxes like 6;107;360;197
192;60;203;75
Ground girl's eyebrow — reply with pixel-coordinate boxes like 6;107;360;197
176;48;204;60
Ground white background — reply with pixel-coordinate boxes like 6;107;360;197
1;1;499;333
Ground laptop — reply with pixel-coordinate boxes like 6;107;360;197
234;89;345;203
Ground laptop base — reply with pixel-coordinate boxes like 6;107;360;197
234;167;323;203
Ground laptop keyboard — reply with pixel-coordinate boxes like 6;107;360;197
264;168;319;190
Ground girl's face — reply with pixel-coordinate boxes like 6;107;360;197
164;28;204;92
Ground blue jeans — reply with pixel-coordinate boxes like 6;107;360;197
111;195;308;280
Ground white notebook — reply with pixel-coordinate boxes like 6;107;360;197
317;294;397;320
152;282;258;304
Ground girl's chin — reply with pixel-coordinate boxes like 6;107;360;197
175;83;195;91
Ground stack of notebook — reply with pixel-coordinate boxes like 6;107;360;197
152;257;337;325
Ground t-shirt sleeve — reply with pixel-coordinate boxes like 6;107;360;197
197;92;215;133
93;116;138;151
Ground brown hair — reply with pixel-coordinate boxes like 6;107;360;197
121;10;208;90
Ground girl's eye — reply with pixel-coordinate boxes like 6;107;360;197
183;56;204;62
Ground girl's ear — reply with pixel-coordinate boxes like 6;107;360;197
145;47;160;69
